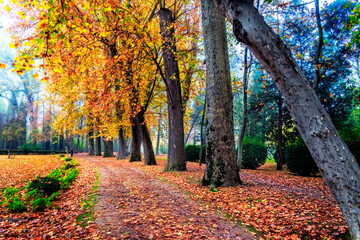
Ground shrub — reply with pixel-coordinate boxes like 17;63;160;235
185;145;200;162
27;176;61;196
57;154;65;158
48;169;63;180
285;139;318;176
18;143;31;154
61;168;79;189
241;139;267;169
0;187;27;213
62;157;72;162
31;197;50;211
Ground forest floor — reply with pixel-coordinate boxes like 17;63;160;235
0;154;350;239
83;154;256;240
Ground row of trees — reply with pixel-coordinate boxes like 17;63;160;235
2;0;360;237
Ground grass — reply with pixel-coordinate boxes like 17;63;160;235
76;167;100;226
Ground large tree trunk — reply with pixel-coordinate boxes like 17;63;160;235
212;0;360;237
201;0;241;187
155;112;162;156
199;98;206;166
159;8;186;171
130;115;141;162
237;47;250;169
95;135;102;156
276;94;284;170
103;139;114;158
138;110;156;165
88;130;95;155
117;128;127;159
313;0;323;93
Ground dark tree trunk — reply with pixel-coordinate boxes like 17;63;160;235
95;135;102;156
156;112;162;156
59;134;65;151
211;0;360;237
88;130;95;155
313;0;323;93
130;115;141;162
138;110;156;165
276;94;284;170
103;139;114;158
237;47;250;169
201;0;241;187
199;98;206;166
117;128;127;160
159;8;186;171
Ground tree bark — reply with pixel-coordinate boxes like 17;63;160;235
211;0;360;237
130;115;141;162
199;98;206;166
117;128;127;159
201;0;241;187
88;130;95;155
276;94;284;170
103;139;114;158
313;0;323;93
237;47;250;169
95;135;102;156
156;112;162;156
138;110;157;165
159;8;186;171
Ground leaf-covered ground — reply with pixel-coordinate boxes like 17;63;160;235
0;154;350;239
132;157;349;239
0;155;98;239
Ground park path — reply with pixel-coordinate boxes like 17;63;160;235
77;154;257;240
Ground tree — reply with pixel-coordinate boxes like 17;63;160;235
159;8;187;171
211;0;360;237
201;0;241;187
0;118;25;158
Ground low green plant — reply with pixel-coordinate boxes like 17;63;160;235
62;157;73;162
241;138;267;169
31;196;51;212
0;187;27;213
27;176;61;196
61;168;79;189
18;143;31;153
285;138;318;176
185;145;200;162
57;154;65;158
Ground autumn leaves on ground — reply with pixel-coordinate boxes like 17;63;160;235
0;154;348;239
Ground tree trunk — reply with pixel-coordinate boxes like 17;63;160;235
130;115;141;162
88;130;95;155
201;0;241;187
95;135;102;156
138;110;157;165
313;0;323;93
211;0;360;237
156;112;162;155
276;94;284;170
199;98;206;166
103;139;114;158
159;8;186;171
237;47;250;169
117;128;127;159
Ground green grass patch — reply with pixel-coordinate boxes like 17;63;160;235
77;168;100;226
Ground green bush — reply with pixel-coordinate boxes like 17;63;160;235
0;187;27;213
61;168;79;189
27;176;61;196
57;154;65;158
185;145;200;162
241;139;267;169
285;139;318;176
48;169;63;180
62;157;73;162
18;143;31;153
31;197;51;212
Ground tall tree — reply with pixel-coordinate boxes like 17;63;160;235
201;0;241;187
159;7;186;171
211;0;360;237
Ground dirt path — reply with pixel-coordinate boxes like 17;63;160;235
77;154;257;240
